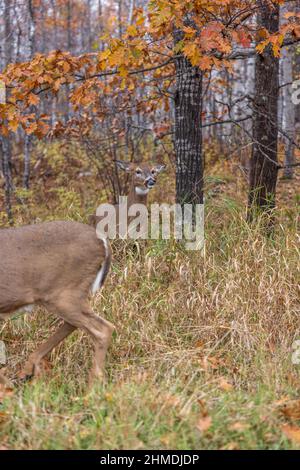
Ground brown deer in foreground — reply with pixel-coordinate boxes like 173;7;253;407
0;220;114;387
89;160;166;234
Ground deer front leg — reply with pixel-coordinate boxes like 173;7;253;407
19;322;76;380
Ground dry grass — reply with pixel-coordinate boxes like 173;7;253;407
0;145;299;449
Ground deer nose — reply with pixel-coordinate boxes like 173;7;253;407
145;177;156;188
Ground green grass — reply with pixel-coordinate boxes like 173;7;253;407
0;152;299;449
1;361;299;449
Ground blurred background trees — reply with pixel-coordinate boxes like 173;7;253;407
0;0;299;225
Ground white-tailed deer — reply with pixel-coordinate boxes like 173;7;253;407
89;160;166;235
0;220;114;387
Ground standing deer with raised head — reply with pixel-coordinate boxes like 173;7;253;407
89;160;166;233
0;220;114;387
115;160;166;207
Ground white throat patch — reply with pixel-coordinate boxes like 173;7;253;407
135;187;149;196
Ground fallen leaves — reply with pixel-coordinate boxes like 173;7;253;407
195;400;212;434
275;398;300;446
279;400;300;421
0;383;14;402
219;377;233;392
196;415;212;433
228;421;249;432
281;424;300;446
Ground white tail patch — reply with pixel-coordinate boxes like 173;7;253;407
92;237;109;294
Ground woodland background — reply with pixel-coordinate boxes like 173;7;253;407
0;0;299;450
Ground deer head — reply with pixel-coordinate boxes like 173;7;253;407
115;160;166;195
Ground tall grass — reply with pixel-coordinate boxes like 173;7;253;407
0;147;299;449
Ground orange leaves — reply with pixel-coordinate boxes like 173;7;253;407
28;93;40;106
231;29;251;49
281;424;300;446
25;122;38;135
279;399;300;421
195;400;212;435
1;0;299;140
0;381;14;402
182;25;197;39
196;415;212;433
200;22;231;55
276;398;300;446
256;32;285;58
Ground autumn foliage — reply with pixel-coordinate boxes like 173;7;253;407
1;0;300;139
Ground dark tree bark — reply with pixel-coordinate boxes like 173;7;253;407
0;137;13;224
248;1;280;218
23;134;31;189
174;29;203;209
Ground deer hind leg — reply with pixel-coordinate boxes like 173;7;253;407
19;322;76;380
88;317;115;385
56;303;115;385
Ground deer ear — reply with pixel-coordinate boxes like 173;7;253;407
154;164;166;173
115;160;132;172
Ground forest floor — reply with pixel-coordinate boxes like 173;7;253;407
0;142;299;450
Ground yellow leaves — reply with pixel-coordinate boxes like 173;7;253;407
127;25;138;37
256;41;267;55
8;120;19;132
119;67;129;79
256;33;285;58
183;43;200;67
99;49;111;62
108;47;127;68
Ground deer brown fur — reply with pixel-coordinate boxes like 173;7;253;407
0;220;114;386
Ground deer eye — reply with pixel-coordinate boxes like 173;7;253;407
151;169;156;175
136;169;142;175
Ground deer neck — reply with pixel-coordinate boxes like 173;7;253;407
127;183;149;207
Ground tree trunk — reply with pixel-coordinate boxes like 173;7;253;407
28;0;36;56
293;1;300;129
174;29;203;209
23;133;31;189
248;1;280;219
282;45;295;179
23;0;37;190
0;137;13;224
